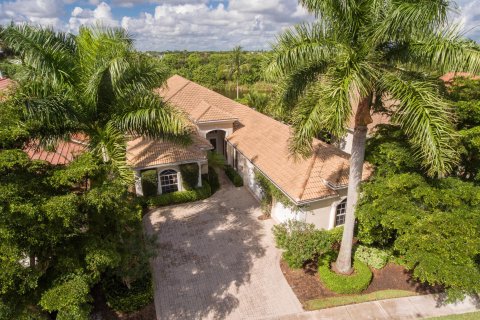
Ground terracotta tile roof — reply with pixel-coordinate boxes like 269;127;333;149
23;138;87;165
0;78;14;91
0;78;15;101
191;100;237;123
159;75;372;203
126;134;212;168
440;72;480;83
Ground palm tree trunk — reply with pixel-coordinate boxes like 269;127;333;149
236;77;239;100
334;96;372;274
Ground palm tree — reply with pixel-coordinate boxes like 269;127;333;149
0;25;191;180
266;0;480;274
230;45;244;99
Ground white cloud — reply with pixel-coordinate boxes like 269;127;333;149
0;0;64;28
452;0;480;41
120;0;312;51
1;0;479;51
67;2;119;32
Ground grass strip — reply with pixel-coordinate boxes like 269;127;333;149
304;289;417;311
428;312;480;320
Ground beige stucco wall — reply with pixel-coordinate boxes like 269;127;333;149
198;122;234;138
337;130;354;154
302;188;348;230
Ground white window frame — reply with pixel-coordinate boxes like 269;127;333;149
159;169;179;194
335;198;347;226
328;196;347;229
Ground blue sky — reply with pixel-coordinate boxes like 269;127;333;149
0;0;479;51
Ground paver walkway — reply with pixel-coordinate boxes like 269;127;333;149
264;294;480;320
143;171;302;320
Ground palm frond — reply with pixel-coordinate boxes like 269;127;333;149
380;72;458;176
265;23;339;80
112;93;192;144
372;0;453;43
89;122;132;183
299;0;361;32
0;25;75;86
14;80;81;141
407;27;480;75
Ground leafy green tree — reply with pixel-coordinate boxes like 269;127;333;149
446;77;480;181
357;173;480;300
265;0;480;273
0;25;191;180
358;76;480;299
0;150;152;319
243;91;269;113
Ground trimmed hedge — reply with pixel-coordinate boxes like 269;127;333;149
103;275;153;314
180;163;199;190
318;258;373;294
146;180;211;207
354;245;389;269
207;166;220;193
141;170;158;197
225;165;243;187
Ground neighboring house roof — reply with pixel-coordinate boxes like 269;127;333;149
159;75;372;203
126;134;213;168
0;77;86;166
0;78;15;101
23;136;87;165
0;78;14;91
440;72;480;83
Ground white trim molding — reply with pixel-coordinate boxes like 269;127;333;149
328;196;347;230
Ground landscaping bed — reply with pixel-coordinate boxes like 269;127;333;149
280;259;442;310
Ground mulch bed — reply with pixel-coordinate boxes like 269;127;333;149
280;260;442;304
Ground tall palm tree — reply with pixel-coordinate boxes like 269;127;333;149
266;0;480;274
230;45;244;99
0;25;191;180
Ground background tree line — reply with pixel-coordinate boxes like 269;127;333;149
147;50;271;93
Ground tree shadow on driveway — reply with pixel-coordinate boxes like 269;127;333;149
143;187;266;320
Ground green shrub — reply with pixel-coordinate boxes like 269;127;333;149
103;275;153;314
225;165;243;187
318;257;373;294
354;245;389;269
180;163;199;190
207;166;220;193
146;180;211;207
141;170;157;197
273;221;335;269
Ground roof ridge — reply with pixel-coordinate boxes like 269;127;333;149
196;102;212;121
164;78;191;102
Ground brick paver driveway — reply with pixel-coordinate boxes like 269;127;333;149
143;173;302;320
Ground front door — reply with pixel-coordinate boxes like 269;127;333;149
210;138;217;152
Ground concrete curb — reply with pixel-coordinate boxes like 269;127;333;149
261;294;480;320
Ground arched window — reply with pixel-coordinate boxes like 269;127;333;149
335;199;347;226
160;169;178;194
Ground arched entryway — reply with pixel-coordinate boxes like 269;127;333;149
206;130;227;157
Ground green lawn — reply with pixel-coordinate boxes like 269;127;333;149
304;289;417;310
428;312;480;320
